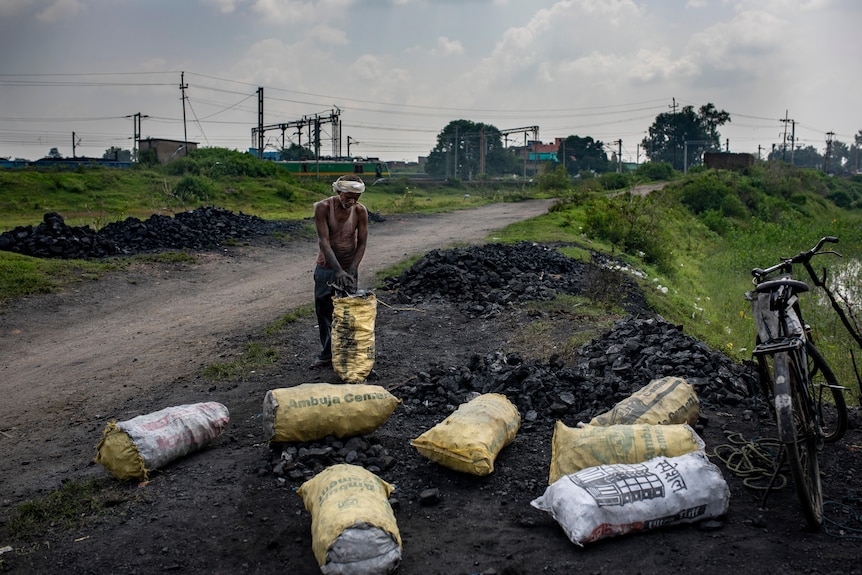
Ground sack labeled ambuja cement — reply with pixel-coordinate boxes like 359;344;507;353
410;393;520;476
548;422;705;485
532;451;729;546
94;402;230;480
332;291;377;383
263;383;400;443
589;376;699;427
297;464;401;575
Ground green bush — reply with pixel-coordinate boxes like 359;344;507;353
599;172;630;190
699;209;732;235
679;172;733;215
582;195;673;273
173;175;211;202
634;162;675;181
538;165;571;191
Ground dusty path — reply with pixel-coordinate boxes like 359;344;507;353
0;200;554;435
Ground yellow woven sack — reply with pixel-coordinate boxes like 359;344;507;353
548;421;705;485
263;383;400;443
297;464;401;574
410;393;521;476
332;292;377;383
94;422;146;480
589;376;699;427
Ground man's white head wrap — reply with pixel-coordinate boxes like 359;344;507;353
333;177;365;195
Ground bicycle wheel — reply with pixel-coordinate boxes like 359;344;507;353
776;351;824;530
806;341;848;443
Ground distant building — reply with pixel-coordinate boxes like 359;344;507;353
139;138;198;164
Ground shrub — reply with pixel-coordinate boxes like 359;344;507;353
599;172;630;190
634;162;675;181
173;175;211;202
538;165;572;191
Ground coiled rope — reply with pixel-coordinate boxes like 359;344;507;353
711;432;786;490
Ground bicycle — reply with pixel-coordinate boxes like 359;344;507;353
747;236;849;530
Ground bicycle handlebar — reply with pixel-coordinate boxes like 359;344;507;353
751;236;840;281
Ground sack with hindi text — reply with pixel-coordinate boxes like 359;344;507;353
297;464;401;575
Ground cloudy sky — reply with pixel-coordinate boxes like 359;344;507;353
1;0;860;164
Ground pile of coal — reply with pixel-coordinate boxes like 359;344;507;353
395;315;756;428
263;435;396;484
0;208;302;259
383;241;647;315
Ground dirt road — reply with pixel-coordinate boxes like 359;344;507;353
0;200;554;437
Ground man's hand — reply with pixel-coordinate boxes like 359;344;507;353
334;270;357;293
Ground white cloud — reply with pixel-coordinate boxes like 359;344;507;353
434;36;464;56
251;0;354;24
201;0;242;14
687;9;787;70
35;0;85;22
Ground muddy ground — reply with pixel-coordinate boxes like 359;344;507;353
1;201;862;575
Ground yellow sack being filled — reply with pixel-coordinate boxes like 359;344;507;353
410;393;521;476
297;464;401;575
589;376;699;427
332;291;377;383
262;383;400;443
548;421;705;485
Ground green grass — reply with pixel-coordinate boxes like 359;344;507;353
4;478;133;538
200;306;315;380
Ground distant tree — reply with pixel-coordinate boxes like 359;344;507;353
641;103;730;170
425;120;521;179
103;147;132;162
557;135;610;175
48;147;62;159
826;139;850;174
280;143;315;161
769;145;823;169
852;129;862;172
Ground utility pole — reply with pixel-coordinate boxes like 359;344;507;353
790;119;796;165
613;139;622;173
670;97;678;169
780;110;791;162
127;112;148;162
825;131;835;173
72;132;77;159
479;126;486;177
179;72;189;156
257;87;264;159
347;136;358;156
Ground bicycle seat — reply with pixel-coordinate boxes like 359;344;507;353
754;278;809;294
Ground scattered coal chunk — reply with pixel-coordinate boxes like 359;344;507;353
393;315;758;428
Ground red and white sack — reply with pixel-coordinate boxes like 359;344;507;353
94;402;230;480
531;451;729;546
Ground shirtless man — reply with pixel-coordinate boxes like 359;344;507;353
310;174;369;368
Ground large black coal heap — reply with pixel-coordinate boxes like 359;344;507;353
0;208;302;259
